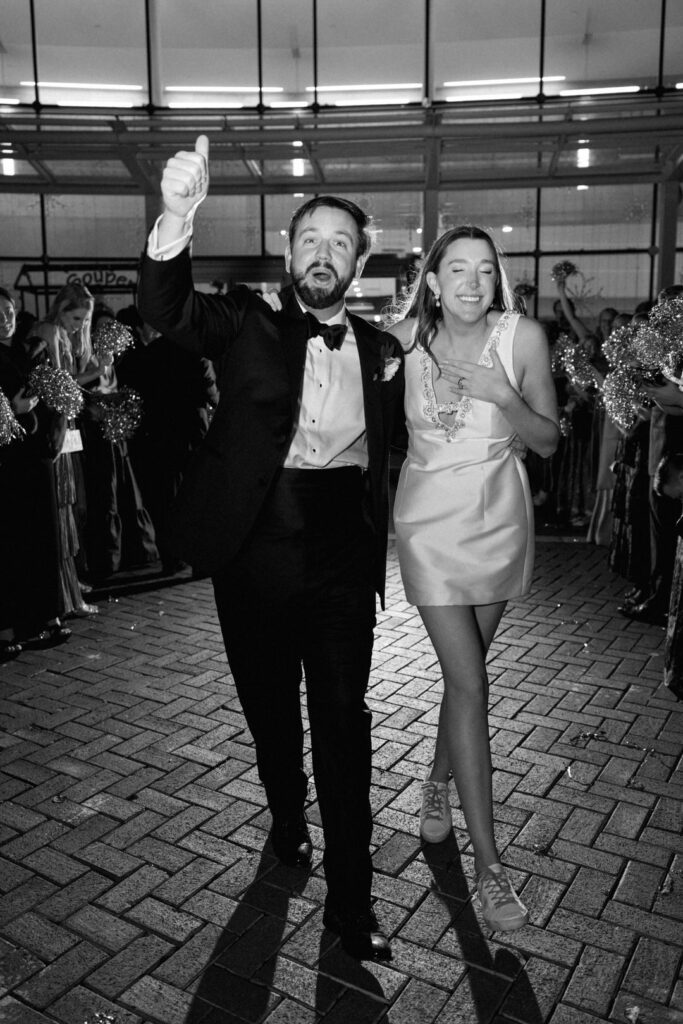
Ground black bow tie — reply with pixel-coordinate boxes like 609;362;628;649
306;313;347;351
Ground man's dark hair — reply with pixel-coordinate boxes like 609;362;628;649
287;195;373;260
654;452;683;495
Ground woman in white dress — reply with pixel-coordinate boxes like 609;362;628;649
386;226;559;932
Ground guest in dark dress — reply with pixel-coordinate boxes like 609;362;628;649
79;303;158;582
620;288;683;625
0;287;71;660
31;283;99;617
116;306;218;575
609;415;651;597
653;452;683;699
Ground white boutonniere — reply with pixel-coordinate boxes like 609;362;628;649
381;356;401;382
374;341;401;383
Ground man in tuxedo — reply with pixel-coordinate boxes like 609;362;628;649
138;136;402;961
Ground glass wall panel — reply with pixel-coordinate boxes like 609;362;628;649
506;256;538;314
360;192;423;256
537;253;652;325
33;0;148;108
539;185;653;251
544;0;660;97
158;1;258;110
265;191;422;258
192;195;261;256
663;1;683;87
0;261;30;300
0;0;34;105
0;194;43;255
264;194;315;256
316;0;423;106
439;189;537;252
44;195;146;257
432;0;541;103
262;0;313;108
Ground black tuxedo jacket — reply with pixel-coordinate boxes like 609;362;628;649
137;250;403;601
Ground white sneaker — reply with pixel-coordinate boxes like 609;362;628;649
420;780;452;843
476;864;529;932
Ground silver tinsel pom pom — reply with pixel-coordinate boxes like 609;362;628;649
93;320;134;361
26;364;84;417
98;387;143;443
551;260;578;283
0;390;25;446
601;365;647;431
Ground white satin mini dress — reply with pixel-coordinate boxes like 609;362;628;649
394;311;534;606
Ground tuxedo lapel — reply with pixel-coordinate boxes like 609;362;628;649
278;287;310;417
350;312;386;463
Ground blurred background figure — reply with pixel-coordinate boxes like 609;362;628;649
79;302;158;583
117;305;218;576
31;283;99;618
0;286;72;659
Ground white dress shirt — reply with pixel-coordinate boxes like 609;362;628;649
285;304;367;470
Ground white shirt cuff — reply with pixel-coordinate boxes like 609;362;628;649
146;201;202;261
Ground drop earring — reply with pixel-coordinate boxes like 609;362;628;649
435;294;441;308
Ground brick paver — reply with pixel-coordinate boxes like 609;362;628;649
0;539;681;1023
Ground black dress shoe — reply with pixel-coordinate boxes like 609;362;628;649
270;814;312;867
322;906;392;961
618;602;667;627
0;640;22;663
33;623;72;648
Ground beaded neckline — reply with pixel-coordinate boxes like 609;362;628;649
420;311;511;443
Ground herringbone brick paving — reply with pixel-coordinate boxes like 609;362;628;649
0;539;681;1024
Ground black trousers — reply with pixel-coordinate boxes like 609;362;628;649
213;467;376;915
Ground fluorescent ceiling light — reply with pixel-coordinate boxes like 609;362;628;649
0;98;20;105
576;184;590;190
443;76;565;87
56;100;135;108
305;83;420;93
1;158;16;176
22;80;142;90
676;83;683;89
446;93;524;102
168;102;244;109
560;85;640;96
166;85;282;93
577;147;590;168
292;158;305;177
501;225;513;233
332;99;403;106
269;101;308;108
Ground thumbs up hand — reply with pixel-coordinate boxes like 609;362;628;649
160;135;210;219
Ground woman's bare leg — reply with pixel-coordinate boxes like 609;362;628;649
421;601;506;871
